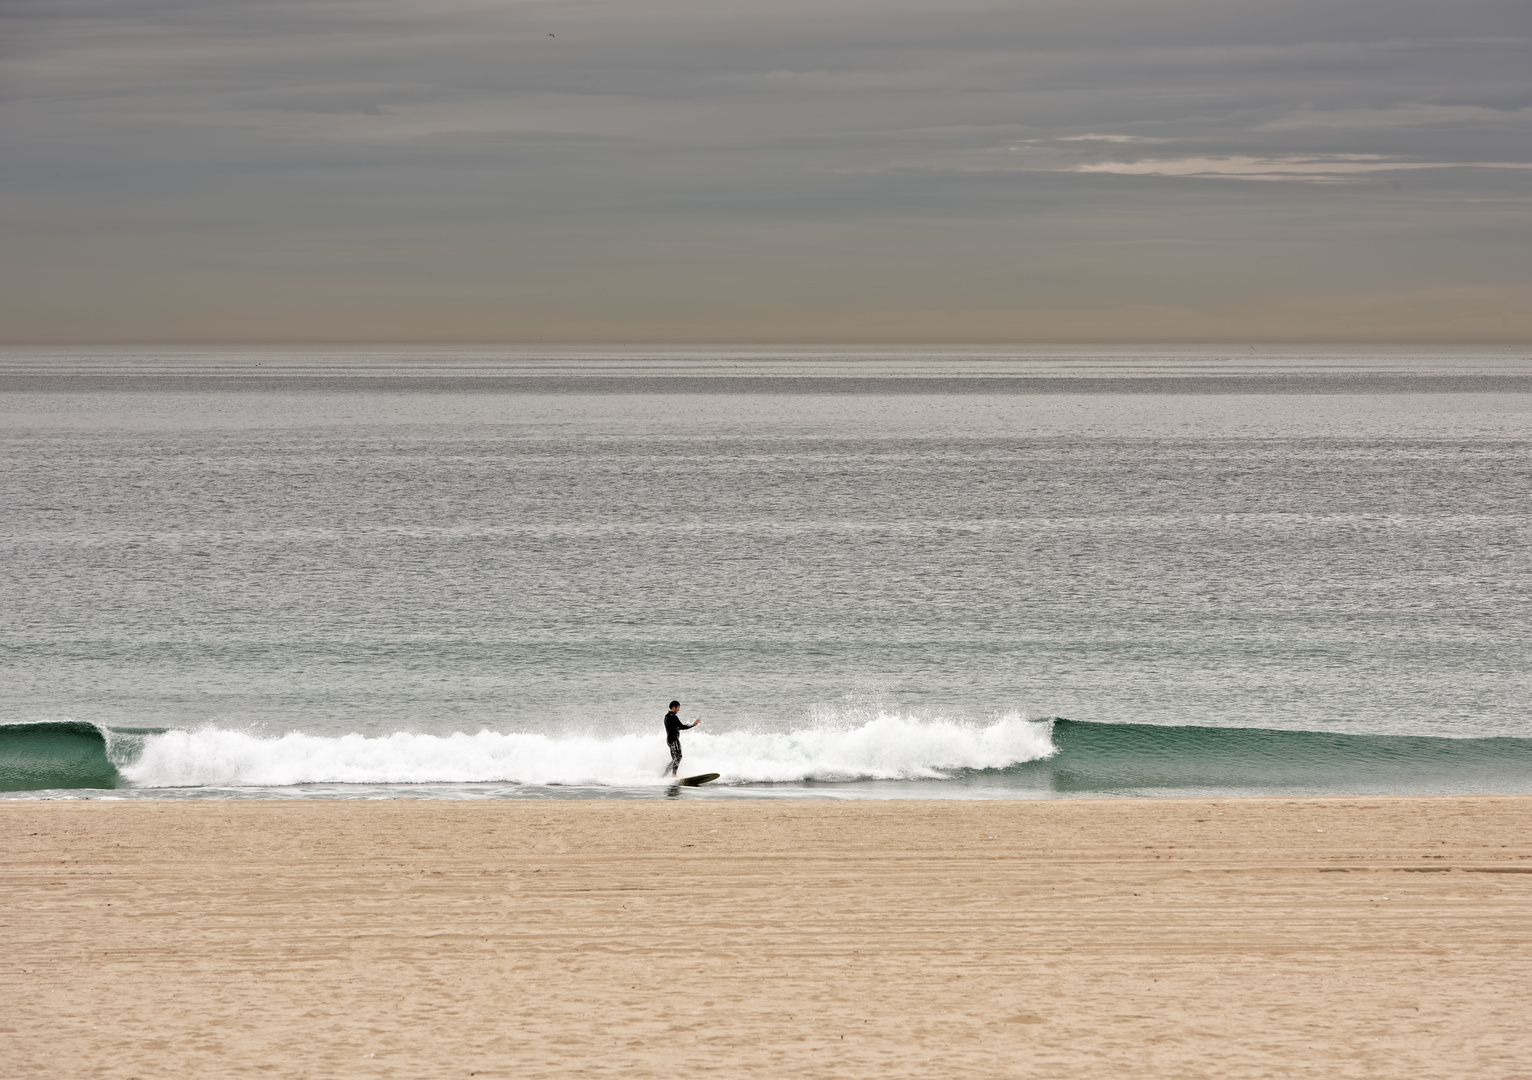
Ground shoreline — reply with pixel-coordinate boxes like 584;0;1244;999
5;795;1530;1078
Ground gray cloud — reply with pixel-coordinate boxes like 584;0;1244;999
1;0;1528;341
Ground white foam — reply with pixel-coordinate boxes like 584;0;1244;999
119;713;1055;788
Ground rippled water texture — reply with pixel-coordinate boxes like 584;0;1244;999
2;347;1529;796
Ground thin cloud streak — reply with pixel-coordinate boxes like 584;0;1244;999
1077;155;1532;180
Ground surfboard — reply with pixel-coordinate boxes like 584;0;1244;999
677;772;720;787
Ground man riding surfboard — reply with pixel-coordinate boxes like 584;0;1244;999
663;700;701;778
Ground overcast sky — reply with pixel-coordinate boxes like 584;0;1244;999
1;0;1528;343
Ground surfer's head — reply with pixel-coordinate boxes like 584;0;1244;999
669;700;680;711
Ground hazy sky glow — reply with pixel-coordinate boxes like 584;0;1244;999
1;0;1528;343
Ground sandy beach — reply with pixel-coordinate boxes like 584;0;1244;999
4;796;1530;1079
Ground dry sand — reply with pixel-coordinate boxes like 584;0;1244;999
3;796;1530;1079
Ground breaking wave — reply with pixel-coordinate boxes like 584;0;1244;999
9;715;1531;796
116;713;1054;789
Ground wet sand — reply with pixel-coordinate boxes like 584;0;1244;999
4;796;1530;1079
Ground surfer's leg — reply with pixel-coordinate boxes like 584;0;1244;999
668;741;682;777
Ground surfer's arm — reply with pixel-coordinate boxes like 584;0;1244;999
687;719;701;728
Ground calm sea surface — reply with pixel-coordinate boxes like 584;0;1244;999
2;347;1529;798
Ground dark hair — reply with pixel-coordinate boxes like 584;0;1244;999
669;700;680;709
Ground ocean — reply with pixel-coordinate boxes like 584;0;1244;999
3;346;1529;799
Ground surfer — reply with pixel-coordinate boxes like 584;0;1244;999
663;700;701;778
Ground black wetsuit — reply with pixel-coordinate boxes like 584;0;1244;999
664;711;697;775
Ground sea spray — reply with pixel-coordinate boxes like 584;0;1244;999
118;713;1055;789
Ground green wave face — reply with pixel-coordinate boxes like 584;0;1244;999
0;723;120;791
1025;720;1532;795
